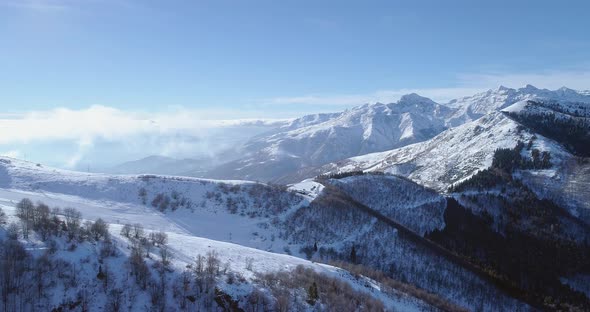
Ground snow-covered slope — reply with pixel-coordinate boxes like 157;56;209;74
0;156;304;253
321;112;571;192
0;196;434;312
0;157;445;311
207;94;453;182
328;174;446;235
0;156;536;311
446;85;590;126
500;99;590;222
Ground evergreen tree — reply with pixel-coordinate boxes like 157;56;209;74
350;245;357;264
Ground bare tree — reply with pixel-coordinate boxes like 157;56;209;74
16;198;34;238
150;231;168;246
0;207;6;225
159;245;171;266
205;250;220;277
105;289;123;312
120;223;132;238
33;202;52;241
133;223;144;239
129;241;150;289
90;218;109;241
140;236;152;258
6;222;20;240
50;207;61;219
63;207;82;239
32;202;50;228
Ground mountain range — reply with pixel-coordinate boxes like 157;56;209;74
199;85;590;183
1;84;589;311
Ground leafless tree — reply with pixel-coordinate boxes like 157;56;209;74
16;198;34;238
159;245;171;266
150;231;168;246
90;218;109;241
120;223;132;238
133;223;144;239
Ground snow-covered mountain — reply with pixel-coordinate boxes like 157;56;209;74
1;85;589;311
207;94;453;182
320;111;569;191
315;94;590;226
446;84;590;126
205;85;590;183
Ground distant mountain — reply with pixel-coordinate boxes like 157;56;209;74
321;111;568;190
206;94;453;182
317;95;590;222
99;118;294;177
205;85;590;184
445;84;590;126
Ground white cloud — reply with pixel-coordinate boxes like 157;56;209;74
0;105;285;146
0;105;287;168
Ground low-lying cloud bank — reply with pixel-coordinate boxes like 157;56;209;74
0;105;286;169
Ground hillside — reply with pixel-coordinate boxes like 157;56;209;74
0;158;452;311
0;200;434;311
0;157;531;311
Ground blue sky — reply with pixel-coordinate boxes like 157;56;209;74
0;0;589;167
1;0;589;113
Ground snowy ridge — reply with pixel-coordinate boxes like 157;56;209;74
446;85;590;126
321;112;571;192
207;94;453;182
205;85;589;184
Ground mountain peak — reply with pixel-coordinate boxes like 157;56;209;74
398;93;436;104
520;84;539;92
557;86;576;93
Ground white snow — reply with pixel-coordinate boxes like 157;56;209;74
0;156;433;311
322;111;571;192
